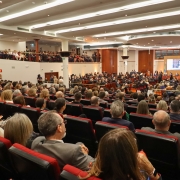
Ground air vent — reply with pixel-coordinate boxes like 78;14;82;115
76;37;84;41
17;27;29;32
46;32;55;36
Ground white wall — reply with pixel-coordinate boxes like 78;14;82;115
117;50;136;73
0;60;40;83
0;41;26;51
0;60;101;83
154;60;164;73
68;63;101;76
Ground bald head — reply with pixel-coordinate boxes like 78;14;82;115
91;96;99;106
153;110;170;130
56;91;64;98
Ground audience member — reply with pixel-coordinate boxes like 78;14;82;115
31;111;94;170
1;90;13;103
28;88;37;97
137;100;151;116
83;128;161;180
54;98;66;118
169;100;180;120
85;90;93;100
142;110;180;140
13;95;26;106
72;92;82;105
156;100;168;111
56;91;64;98
36;98;48;110
102;100;135;131
4;113;33;146
40;89;49;100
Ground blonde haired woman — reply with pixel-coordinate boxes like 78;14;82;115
1;90;13;103
156;100;168;111
4;113;33;146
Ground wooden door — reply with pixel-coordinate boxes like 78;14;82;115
45;72;59;81
102;49;117;74
138;50;153;73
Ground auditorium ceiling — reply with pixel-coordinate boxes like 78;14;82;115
0;0;180;50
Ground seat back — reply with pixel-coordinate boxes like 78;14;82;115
82;106;103;126
80;99;91;106
148;103;157;109
170;120;180;133
129;113;153;129
103;109;111;117
9;143;60;180
46;100;55;110
126;105;137;114
21;107;40;132
0;101;5;116
65;97;74;102
65;103;83;116
135;129;180;179
4;103;21;118
99;102;107;108
0;137;14;179
24;97;36;107
95;121;128;142
64;115;97;156
61;164;102;180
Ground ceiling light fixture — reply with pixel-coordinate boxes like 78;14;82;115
92;24;180;37
0;0;74;22
55;8;180;34
30;0;173;29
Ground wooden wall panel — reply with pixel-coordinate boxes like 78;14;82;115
102;49;117;74
138;50;153;73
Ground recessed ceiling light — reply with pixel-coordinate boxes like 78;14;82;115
97;38;98;39
153;32;156;33
104;37;106;39
14;33;16;34
151;40;154;41
136;43;138;44
31;0;173;29
47;15;50;16
170;41;172;43
146;26;148;27
32;2;35;4
125;14;127;16
148;43;150;44
6;10;9;13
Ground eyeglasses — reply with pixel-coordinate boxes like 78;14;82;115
59;120;67;126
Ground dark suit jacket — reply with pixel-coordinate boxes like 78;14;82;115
102;117;135;132
169;113;180;121
31;136;94;171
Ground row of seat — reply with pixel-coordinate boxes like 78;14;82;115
0;137;100;180
62;115;180;179
0;109;179;179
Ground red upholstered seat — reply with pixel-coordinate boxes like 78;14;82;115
129;113;153;129
61;164;102;180
64;115;97;157
82;106;103;126
135;129;180;179
95;121;129;142
9;143;61;180
21;106;40;132
0;137;15;179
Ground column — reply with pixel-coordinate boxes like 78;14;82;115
62;40;69;88
135;50;138;72
123;47;128;73
34;39;39;62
